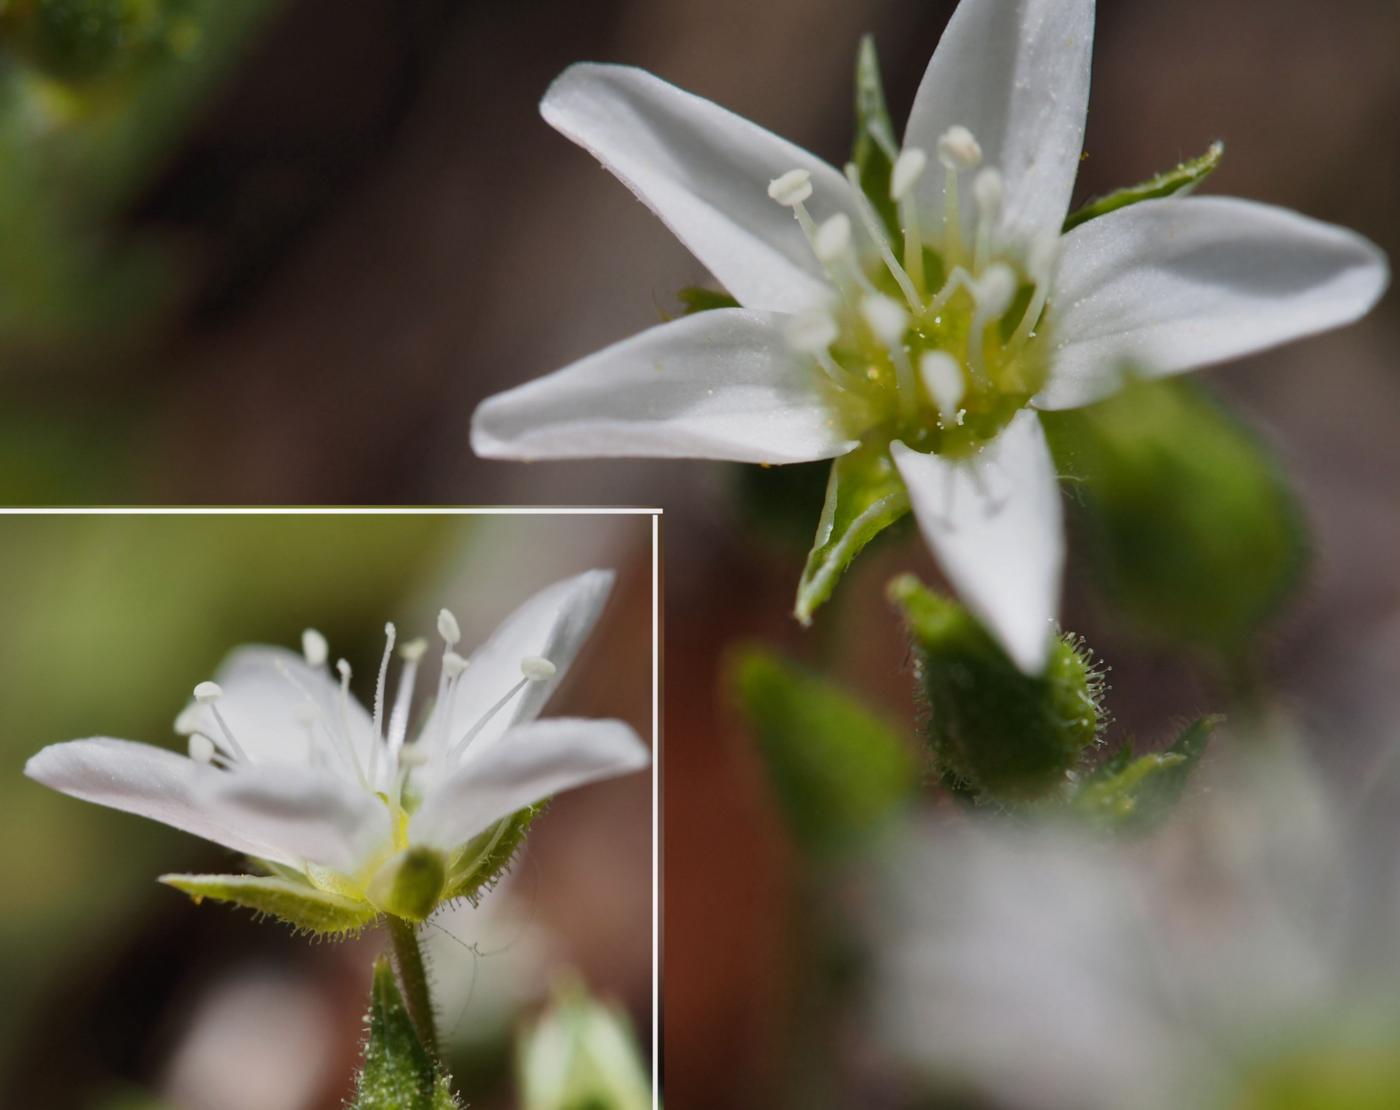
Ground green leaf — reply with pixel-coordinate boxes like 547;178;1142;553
442;804;541;905
1042;377;1308;659
795;443;910;625
1064;141;1224;232
889;576;1104;803
1072;717;1217;834
732;648;917;856
851;34;900;237
676;286;740;315
352;959;462;1110
159;872;378;937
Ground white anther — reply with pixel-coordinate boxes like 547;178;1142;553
301;629;328;668
437;608;461;646
399;637;428;663
975;263;1017;319
920;351;966;423
398;744;430;768
973;168;1004;221
785;309;840;354
194;681;223;703
937;126;983;172
767;168;813;207
521;656;557;681
188;733;216;764
860;294;909;348
336;658;352;681
1027;231;1060;286
813;213;852;263
442;650;469;678
891;148;928;201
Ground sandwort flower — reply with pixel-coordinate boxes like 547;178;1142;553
25;570;649;930
472;0;1387;673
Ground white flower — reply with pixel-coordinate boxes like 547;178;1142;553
471;0;1388;674
24;570;649;918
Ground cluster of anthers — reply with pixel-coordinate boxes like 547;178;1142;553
183;608;557;835
767;125;1055;457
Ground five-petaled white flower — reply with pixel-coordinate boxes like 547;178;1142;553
471;0;1388;673
25;570;649;923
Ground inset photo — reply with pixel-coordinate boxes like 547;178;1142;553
1;509;657;1110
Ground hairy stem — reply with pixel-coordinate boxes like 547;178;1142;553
385;916;437;1057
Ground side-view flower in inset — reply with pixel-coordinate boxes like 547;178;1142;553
25;570;650;934
471;0;1388;674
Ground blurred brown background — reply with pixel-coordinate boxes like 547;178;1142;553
2;0;1398;1106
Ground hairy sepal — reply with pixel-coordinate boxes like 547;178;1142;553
159;873;377;937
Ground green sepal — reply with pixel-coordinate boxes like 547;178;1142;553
351;958;462;1110
731;647;917;857
368;846;447;923
732;459;838;553
851;34;900;237
1071;716;1217;834
795;443;910;625
889;575;1104;803
442;804;542;905
1064;141;1224;232
159;873;378;937
675;286;740;315
1042;376;1308;659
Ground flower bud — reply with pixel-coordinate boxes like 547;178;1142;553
517;979;653;1110
367;845;447;923
889;575;1104;802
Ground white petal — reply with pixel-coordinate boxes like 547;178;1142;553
542;63;863;314
906;0;1094;247
1035;196;1390;410
471;308;858;463
891;411;1064;673
410;719;649;850
422;571;614;759
25;738;304;867
197;763;390;875
175;646;374;775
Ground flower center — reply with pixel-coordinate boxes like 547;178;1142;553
768;125;1055;458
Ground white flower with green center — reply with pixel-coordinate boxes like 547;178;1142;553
471;0;1388;674
24;570;649;934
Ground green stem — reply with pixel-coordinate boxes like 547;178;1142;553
386;916;438;1057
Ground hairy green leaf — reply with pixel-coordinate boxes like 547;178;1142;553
796;443;910;625
159;873;377;936
1064;141;1224;232
1073;717;1217;833
351;959;462;1110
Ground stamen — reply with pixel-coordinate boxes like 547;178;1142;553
967;263;1017;381
193;681;250;764
387;638;428;756
785;309;860;391
446;676;530;761
920;351;966;425
521;656;556;681
301;629;328;668
813;213;878;300
972;168;1004;275
767;169;813;207
937;127;983;172
927;265;976;316
843;163;922;313
437;608;461;647
861;294;916;422
443;651;469;678
336;659;369;788
1011;232;1060;348
188;733;217;765
367;622;397;785
937;126;981;265
891;148;929;294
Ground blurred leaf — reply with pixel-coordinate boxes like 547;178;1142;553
1064;141;1224;232
1042;377;1308;660
443;805;541;905
159;873;377;936
795;443;909;625
352;958;462;1110
851;34;898;237
1072;717;1217;833
675;286;740;316
732;647;917;856
889;575;1103;803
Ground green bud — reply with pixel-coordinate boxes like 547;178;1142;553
889;575;1104;802
517;978;652;1110
732;647;918;857
352;959;462;1110
368;846;447;923
1042;377;1308;659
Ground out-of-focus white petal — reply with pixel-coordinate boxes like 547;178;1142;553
197;763;390;875
1036;196;1390;410
891;411;1064;674
471;308;859;464
905;0;1094;247
411;718;649;851
543;63;863;314
175;646;374;774
25;738;302;867
423;571;615;759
